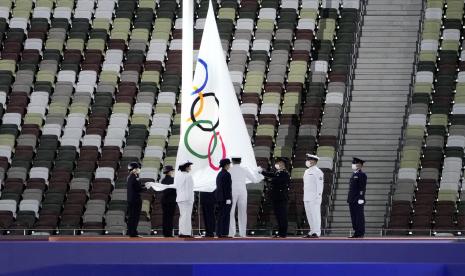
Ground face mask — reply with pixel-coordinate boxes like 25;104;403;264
274;164;280;170
305;161;312;168
351;164;357;171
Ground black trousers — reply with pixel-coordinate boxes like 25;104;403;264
162;201;176;237
201;199;216;237
273;200;288;237
127;200;142;236
349;202;365;236
216;201;232;237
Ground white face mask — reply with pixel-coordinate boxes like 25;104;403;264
274;164;281;170
351;164;357;171
305;161;312;168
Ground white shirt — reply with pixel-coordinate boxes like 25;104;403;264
175;171;195;202
303;165;324;202
229;165;262;193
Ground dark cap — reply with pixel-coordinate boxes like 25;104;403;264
352;157;365;165
231;157;242;163
128;162;141;170
276;157;289;165
178;161;193;171
219;158;231;168
163;165;174;174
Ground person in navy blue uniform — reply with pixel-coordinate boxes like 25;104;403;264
127;162;144;237
260;157;290;238
161;165;176;237
216;158;233;238
347;157;367;238
200;190;216;237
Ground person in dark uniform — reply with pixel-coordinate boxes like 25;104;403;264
127;162;144;237
347;157;367;238
260;157;290;238
160;165;176;237
200;190;216;237
216;158;232;238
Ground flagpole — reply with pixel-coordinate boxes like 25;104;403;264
181;0;194;237
182;0;193;103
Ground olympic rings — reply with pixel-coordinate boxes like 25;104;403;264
183;59;227;171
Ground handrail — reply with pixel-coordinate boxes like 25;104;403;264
1;227;460;238
326;0;367;228
383;0;426;230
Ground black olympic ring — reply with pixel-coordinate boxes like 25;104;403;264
190;92;220;132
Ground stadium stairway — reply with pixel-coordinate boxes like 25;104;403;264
328;0;423;235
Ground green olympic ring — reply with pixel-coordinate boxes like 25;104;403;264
184;119;218;159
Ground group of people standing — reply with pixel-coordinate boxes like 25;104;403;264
125;154;367;239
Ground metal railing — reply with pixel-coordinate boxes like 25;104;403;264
325;0;368;227
1;227;462;238
383;0;426;230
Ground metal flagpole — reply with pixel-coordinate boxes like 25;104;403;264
181;0;193;99
181;0;194;237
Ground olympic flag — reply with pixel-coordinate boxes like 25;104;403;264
175;0;260;192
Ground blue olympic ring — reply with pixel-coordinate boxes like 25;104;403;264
192;58;208;95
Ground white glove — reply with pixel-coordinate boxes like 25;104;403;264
256;166;263;173
357;199;364;205
144;182;154;190
226;199;232;205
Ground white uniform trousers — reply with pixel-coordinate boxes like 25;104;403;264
229;190;247;237
177;200;193;236
304;200;321;236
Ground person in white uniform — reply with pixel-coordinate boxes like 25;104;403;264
228;157;263;237
303;154;324;238
146;161;195;238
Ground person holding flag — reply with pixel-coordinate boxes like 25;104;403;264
260;157;291;238
228;156;263;237
146;161;195;238
160;165;177;238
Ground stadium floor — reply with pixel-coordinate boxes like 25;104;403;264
1;236;465;276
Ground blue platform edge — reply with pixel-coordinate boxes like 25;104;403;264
2;239;465;276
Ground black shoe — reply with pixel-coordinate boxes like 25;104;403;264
203;234;215;238
273;235;286;238
348;235;364;238
304;233;319;238
217;235;232;238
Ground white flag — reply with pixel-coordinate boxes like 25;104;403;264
174;0;260;192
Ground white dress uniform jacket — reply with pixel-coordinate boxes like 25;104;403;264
303;165;324;236
228;165;262;237
175;171;195;203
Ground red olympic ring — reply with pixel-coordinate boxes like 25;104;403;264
207;131;226;171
